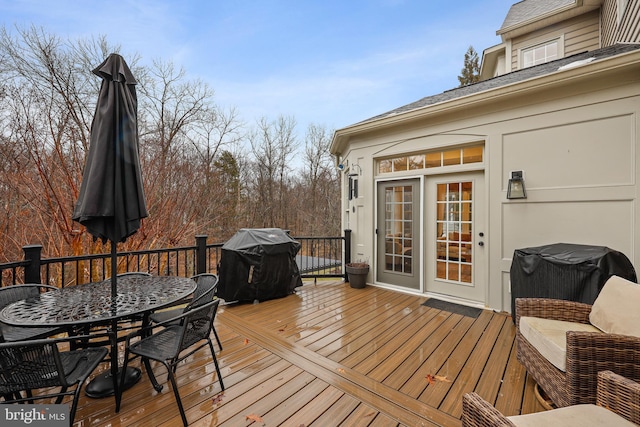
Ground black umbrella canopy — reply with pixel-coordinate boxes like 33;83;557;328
72;53;148;244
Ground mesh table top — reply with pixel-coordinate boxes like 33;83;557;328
0;275;196;327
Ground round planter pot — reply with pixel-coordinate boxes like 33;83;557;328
345;265;369;289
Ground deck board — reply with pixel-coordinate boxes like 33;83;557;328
63;280;545;426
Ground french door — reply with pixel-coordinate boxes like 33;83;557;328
425;172;485;302
376;179;421;290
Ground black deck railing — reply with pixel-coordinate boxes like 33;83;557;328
0;231;352;288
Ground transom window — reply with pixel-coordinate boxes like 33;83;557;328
522;40;559;68
378;145;483;174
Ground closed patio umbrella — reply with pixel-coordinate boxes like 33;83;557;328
72;53;148;299
72;53;147;405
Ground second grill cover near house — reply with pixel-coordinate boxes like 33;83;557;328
217;228;303;302
510;243;637;322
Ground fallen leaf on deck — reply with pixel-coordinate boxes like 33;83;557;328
278;324;288;332
245;413;264;424
337;368;345;373
212;393;224;404
426;374;451;384
243;338;250;345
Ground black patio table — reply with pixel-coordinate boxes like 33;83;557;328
0;275;196;410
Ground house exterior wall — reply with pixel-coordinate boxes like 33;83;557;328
334;0;640;313
496;90;638;311
602;0;619;46
602;0;640;45
336;59;640;313
618;0;640;42
510;10;601;70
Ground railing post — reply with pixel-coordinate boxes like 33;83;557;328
23;245;43;284
344;229;352;280
196;235;208;274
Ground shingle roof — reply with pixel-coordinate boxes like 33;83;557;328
500;0;576;30
359;43;640;124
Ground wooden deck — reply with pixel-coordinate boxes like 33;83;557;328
73;279;545;426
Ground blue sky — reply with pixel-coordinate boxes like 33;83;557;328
0;0;514;133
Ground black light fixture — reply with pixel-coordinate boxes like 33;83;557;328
507;170;527;199
348;174;358;200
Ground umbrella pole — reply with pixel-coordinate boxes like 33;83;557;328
111;239;118;300
110;239;119;407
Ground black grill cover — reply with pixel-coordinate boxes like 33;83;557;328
217;228;303;302
510;243;637;321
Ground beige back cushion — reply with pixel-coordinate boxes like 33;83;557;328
590;275;640;337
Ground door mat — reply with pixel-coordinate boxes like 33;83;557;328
421;298;482;318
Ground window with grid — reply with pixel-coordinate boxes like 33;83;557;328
522;40;559;68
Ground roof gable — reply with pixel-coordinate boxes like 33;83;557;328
500;0;577;31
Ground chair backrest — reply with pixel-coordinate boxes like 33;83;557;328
188;274;218;309
0;284;58;310
0;338;68;393
178;298;220;352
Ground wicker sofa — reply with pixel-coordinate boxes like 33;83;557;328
515;275;640;407
462;370;640;426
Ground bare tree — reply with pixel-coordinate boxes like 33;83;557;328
0;24;343;265
0;26;117;258
247;115;297;228
0;25;242;259
185;106;244;236
295;123;340;236
133;58;221;247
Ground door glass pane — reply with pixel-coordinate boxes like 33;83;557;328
384;185;413;274
436;181;473;283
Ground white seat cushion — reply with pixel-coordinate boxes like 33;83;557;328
508;403;637;427
519;316;602;371
590;275;640;337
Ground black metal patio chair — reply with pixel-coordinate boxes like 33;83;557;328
0;334;109;424
0;284;67;342
120;298;224;427
149;273;222;351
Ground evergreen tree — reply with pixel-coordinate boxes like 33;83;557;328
458;45;480;86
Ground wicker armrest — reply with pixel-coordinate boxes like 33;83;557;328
597;370;640;425
515;298;592;327
566;330;640;360
564;331;640;407
461;393;516;427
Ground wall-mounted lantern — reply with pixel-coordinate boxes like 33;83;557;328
348;174;358;200
507;170;527;199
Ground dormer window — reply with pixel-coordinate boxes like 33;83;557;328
521;39;560;68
